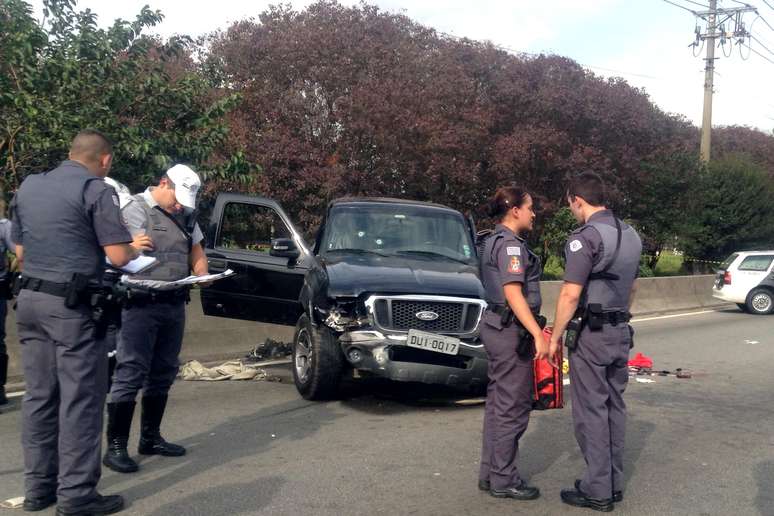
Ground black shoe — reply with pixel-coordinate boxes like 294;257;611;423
490;483;541;500
561;488;614;512
23;494;57;512
55;494;124;515
104;402;139;473
575;479;623;503
478;479;490;491
138;395;186;457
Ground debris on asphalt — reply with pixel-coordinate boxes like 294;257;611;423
179;360;283;382
1;497;24;509
628;352;654;369
244;339;293;362
636;378;656;384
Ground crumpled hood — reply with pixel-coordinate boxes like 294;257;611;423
321;253;484;299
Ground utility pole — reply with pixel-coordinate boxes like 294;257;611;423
700;0;717;163
668;0;757;162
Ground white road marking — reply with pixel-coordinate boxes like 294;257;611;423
7;390;25;398
631;309;719;323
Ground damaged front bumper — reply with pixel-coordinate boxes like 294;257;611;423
338;329;488;392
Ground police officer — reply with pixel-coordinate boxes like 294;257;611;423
477;186;549;501
549;172;642;512
10;130;140;515
104;164;208;474
0;200;16;406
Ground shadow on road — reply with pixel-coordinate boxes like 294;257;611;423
754;460;774;515
99;398;338;505
147;476;285;516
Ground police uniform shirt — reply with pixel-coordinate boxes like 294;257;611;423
121;188;203;244
482;224;531;306
563;213;606;286
563;209;639;287
0;218;13;279
11;161;133;279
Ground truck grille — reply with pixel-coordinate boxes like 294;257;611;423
370;297;484;334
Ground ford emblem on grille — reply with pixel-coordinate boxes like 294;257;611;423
415;311;439;321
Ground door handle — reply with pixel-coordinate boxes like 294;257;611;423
209;259;227;271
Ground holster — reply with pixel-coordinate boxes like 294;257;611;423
65;273;91;309
0;276;11;300
586;303;604;331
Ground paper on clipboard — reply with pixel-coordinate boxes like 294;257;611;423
167;269;236;286
106;255;157;274
120;269;235;291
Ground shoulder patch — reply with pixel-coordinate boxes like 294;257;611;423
569;240;583;253
508;256;524;274
506;246;521;256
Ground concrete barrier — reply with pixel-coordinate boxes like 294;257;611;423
3;275;727;383
539;274;729;320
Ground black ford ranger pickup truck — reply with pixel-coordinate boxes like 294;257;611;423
201;195;488;400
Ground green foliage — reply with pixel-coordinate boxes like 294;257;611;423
539;207;578;258
638;256;655;278
630;152;700;267
541;254;565;281
653;251;684;276
0;0;246;197
679;154;774;260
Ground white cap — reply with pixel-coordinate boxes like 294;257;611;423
166;164;201;210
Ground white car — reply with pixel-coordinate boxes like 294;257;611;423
712;251;774;315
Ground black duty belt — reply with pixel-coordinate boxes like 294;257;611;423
599;311;632;325
126;287;188;305
487;304;541;316
19;276;70;298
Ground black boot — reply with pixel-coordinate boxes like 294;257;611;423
138;395;186;457
103;402;139;473
55;493;124;515
0;353;8;406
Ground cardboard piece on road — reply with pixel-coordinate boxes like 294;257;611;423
1;497;25;509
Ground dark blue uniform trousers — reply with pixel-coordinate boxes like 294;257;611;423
109;301;185;403
16;290;107;505
478;312;534;489
569;324;631;500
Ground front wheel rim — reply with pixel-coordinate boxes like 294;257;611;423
295;328;313;384
752;293;772;313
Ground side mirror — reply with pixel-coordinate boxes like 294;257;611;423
270;238;300;260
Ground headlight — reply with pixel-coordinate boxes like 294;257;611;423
321;303;367;332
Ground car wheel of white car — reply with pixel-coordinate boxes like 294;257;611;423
292;313;345;400
746;289;774;315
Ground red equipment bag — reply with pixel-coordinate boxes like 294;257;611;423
533;327;564;410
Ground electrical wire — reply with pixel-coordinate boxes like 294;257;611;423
661;0;699;15
751;33;774;54
740;39;774;63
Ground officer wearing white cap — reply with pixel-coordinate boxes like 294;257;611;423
104;164;208;474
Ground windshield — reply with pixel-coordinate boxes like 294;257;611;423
719;253;739;270
321;203;475;262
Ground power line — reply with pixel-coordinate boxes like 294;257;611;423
762;0;774;11
757;14;774;32
661;0;699;15
681;0;711;7
741;39;774;63
750;34;774;55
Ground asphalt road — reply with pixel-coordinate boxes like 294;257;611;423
1;308;773;516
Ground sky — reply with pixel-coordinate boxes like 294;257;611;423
29;0;774;133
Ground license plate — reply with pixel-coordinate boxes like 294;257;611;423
406;330;460;355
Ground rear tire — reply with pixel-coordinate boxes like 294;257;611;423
746;289;774;315
737;303;749;313
292;313;345;400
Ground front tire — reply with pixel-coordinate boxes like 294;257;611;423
737;303;748;313
292;313;345;400
746;289;774;315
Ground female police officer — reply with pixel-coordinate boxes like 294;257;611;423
477;186;549;501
